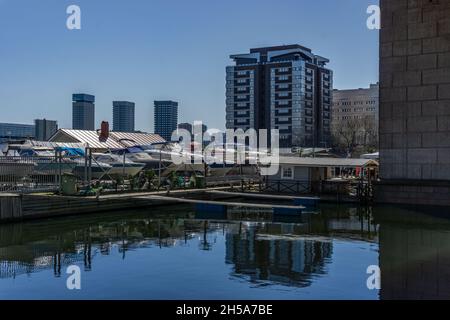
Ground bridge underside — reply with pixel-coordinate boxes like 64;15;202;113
376;0;450;206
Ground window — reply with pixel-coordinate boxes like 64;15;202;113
281;166;294;180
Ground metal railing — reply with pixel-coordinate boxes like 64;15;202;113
0;154;112;194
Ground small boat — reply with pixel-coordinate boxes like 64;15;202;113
15;146;77;175
92;153;145;177
55;147;113;180
112;146;171;170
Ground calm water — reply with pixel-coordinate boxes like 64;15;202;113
0;203;449;300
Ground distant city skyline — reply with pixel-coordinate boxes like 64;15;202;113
0;0;379;132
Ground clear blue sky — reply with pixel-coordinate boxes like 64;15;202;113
0;0;379;132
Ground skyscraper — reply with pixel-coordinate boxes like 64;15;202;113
113;101;135;132
226;45;333;148
72;94;95;130
154;100;178;141
34;119;58;141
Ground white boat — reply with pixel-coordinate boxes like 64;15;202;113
112;146;169;170
92;153;145;177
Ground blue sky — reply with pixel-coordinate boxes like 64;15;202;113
0;0;379;132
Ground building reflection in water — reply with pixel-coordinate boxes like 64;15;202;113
0;205;379;291
225;224;333;287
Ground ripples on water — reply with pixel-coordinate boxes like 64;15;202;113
0;204;449;300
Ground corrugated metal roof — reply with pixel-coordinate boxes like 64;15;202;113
49;129;166;150
27;140;86;149
50;129;124;150
109;132;165;147
262;156;378;168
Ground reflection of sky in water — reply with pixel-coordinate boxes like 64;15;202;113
0;206;382;300
1;204;448;300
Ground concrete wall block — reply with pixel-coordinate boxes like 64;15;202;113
381;87;408;102
393;133;408;148
437;116;450;131
422;100;450;116
381;149;407;163
408;85;437;101
380;133;394;149
423;132;450;147
407;132;422;148
380;163;407;179
407;148;438;164
393;70;422;86
438;19;450;36
407;164;422;179
432;164;450;180
437;148;450;164
439;84;450;99
380;72;394;88
408;39;423;55
422;37;450;54
382;42;393;58
380;102;393;120
382;56;408;73
423;68;450;84
391;102;408;119
393;40;407;56
407;8;422;24
408;54;437;70
438;53;450;68
407;101;423;117
407;0;438;9
407;116;437;132
408;22;437;40
380;118;406;133
421;164;433;179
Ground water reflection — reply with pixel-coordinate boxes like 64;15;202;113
0;204;448;299
374;206;450;300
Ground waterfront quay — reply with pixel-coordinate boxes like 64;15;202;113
0;187;323;223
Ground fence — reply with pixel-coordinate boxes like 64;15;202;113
0;154;114;194
262;180;311;194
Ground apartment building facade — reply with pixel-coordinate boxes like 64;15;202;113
226;45;333;148
154;100;178;141
113;101;135;132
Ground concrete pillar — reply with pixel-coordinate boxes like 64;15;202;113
376;0;450;206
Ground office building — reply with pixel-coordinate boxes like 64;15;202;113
34;119;58;141
154;101;178;141
178;122;207;140
226;44;333;148
0;122;35;142
72;94;95;130
113;101;135;132
332;83;379;123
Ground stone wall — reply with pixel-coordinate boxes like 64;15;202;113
377;0;450;205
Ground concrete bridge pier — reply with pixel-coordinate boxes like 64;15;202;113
376;0;450;206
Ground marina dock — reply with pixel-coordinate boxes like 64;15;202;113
0;187;309;223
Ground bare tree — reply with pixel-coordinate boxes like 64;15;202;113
332;116;378;156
